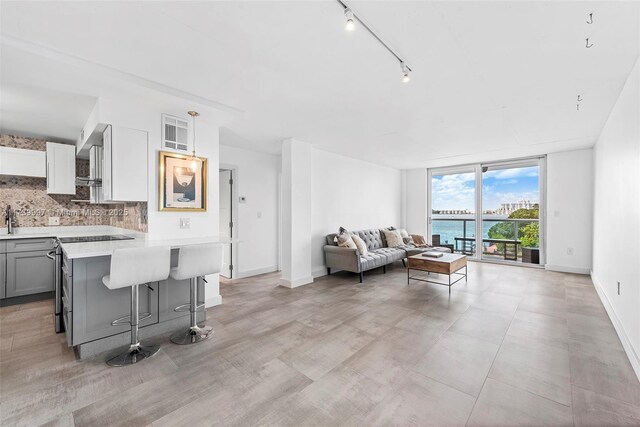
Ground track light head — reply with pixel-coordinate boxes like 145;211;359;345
344;8;355;31
401;62;411;83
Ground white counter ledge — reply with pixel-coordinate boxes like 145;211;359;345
60;236;232;259
0;225;143;240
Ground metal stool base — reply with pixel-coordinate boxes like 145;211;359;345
106;343;160;367
170;325;213;345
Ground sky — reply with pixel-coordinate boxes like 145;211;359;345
432;166;539;211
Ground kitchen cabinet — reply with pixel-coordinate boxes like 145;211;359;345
61;249;201;348
0;254;5;299
46;142;76;195
102;125;148;202
158;276;204;322
66;255;158;346
2;238;56;300
0;146;46;177
6;250;55;298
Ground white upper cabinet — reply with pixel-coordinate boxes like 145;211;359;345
46;142;76;195
102;125;148;202
0;147;46;177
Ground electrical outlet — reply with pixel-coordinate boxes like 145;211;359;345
239;196;246;204
566;247;574;256
618;281;621;295
48;217;60;226
179;218;191;229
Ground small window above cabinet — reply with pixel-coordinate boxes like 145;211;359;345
162;114;189;152
46;142;76;195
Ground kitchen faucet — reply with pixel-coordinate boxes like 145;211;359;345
4;205;15;234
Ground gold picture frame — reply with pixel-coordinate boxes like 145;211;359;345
159;151;207;212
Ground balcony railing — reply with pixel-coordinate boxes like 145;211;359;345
431;217;539;263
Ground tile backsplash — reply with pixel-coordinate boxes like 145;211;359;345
1;135;148;232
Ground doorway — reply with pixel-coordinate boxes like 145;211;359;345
219;169;233;278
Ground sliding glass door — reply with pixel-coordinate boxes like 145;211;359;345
429;168;478;257
428;157;545;265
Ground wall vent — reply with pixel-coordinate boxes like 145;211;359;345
162;114;189;152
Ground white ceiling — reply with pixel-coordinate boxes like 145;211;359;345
1;1;638;168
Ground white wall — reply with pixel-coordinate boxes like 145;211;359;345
592;57;640;377
219;144;280;278
545;149;593;274
402;168;428;237
96;95;223;306
311;148;402;277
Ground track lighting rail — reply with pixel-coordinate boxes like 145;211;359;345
336;0;413;80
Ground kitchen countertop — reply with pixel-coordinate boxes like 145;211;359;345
1;226;230;259
60;235;229;259
0;225;142;240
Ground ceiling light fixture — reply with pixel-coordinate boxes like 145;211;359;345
188;110;200;172
337;0;413;83
344;8;356;31
401;62;410;83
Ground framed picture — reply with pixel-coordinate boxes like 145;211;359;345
159;151;207;211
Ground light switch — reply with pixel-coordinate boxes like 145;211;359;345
257;211;262;218
180;218;191;229
48;217;60;226
239;196;246;203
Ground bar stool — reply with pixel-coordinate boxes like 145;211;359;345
170;242;223;345
102;245;171;366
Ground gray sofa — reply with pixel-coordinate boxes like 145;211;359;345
324;228;452;282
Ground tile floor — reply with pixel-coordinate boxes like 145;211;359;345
1;261;640;426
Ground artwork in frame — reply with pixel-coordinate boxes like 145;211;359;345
159;151;207;211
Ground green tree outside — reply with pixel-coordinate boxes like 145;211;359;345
488;207;540;250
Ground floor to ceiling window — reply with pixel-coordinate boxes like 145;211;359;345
428;157;545;266
430;169;477;257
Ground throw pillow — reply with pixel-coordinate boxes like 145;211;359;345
335;227;357;249
382;229;403;248
403;236;415;245
411;234;428;248
351;234;368;255
399;229;409;238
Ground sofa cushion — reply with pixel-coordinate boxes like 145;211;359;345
336;228;357;249
402;236;414;245
354;229;385;250
371;247;405;263
382;229;403;248
351;234;368;256
359;251;387;270
411;234;428;247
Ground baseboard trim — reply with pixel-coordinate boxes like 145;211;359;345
545;264;591;275
280;275;314;288
205;294;222;308
591;270;640;382
313;268;328;278
236;265;279;279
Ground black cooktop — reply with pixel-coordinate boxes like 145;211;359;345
58;235;135;243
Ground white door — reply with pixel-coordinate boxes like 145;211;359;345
219;170;233;278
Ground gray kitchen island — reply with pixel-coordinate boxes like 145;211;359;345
60;235;224;358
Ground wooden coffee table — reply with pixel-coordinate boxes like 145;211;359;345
407;253;467;293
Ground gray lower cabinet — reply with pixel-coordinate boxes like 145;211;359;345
68;256;159;346
62;249;202;348
158;276;204;322
6;250;55;297
0;254;5;299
